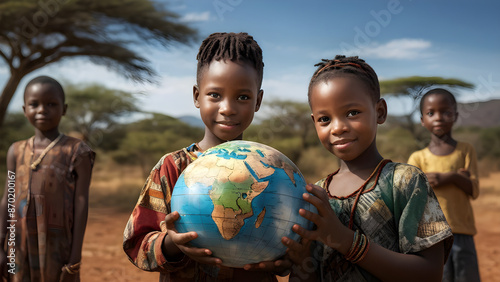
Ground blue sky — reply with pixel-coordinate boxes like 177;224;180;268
2;0;500;120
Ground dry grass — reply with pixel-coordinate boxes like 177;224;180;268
89;160;145;212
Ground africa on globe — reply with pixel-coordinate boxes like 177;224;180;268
171;140;317;267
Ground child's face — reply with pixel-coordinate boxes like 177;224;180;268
194;60;263;143
420;93;457;137
310;76;386;161
23;83;66;133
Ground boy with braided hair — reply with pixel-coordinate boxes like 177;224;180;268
282;55;453;281
123;32;286;281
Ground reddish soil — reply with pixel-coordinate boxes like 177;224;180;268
81;173;500;281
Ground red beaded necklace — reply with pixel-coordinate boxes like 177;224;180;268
327;159;391;229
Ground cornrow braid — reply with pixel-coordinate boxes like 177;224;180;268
308;55;380;103
196;32;264;88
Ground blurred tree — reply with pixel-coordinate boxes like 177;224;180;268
112;113;203;176
0;0;197;126
380;76;474;143
246;99;318;164
60;84;139;146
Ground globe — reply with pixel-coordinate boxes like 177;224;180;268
171;140;317;267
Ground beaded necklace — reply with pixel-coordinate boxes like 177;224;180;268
328;159;391;229
30;134;63;170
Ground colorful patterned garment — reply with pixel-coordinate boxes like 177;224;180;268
123;143;278;282
6;135;95;282
309;162;453;282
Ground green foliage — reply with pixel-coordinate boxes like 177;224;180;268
60;83;139;145
0;0;197;126
377;126;420;163
111;113;203;176
0;112;32;190
380;76;474;98
245;99;318;164
476;127;500;160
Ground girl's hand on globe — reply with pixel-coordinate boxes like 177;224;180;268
242;256;292;276
282;236;312;266
293;184;353;253
163;211;223;266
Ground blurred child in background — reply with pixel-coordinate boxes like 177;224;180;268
408;88;480;282
0;76;95;281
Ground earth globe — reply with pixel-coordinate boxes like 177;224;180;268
171;140;317;267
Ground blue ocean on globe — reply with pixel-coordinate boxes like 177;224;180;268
171;140;317;267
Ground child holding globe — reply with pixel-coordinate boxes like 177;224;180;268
281;55;454;281
123;32;289;281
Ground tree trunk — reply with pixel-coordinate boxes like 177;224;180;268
0;72;23;127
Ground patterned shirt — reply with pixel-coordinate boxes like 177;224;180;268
311;162;453;282
7;135;95;282
123;144;278;282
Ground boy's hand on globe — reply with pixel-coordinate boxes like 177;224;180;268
164;211;223;266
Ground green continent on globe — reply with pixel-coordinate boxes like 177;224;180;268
183;142;299;240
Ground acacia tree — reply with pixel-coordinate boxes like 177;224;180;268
60;83;139;146
380;76;474;142
0;0;197;126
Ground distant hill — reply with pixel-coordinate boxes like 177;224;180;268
456;99;500;128
385;99;500;129
178;115;205;128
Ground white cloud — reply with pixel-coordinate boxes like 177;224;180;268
180;11;211;22
323;38;433;60
363;38;432;59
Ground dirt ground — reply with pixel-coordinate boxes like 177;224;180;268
80;172;500;281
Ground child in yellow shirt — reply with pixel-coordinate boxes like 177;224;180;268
408;88;480;282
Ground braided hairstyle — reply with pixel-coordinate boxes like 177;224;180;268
419;88;457;115
24;75;65;103
196;32;264;88
308;55;379;104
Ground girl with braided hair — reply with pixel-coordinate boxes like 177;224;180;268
123;32;288;281
282;55;453;281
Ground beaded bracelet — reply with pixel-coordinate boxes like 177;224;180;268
62;262;81;274
345;230;361;259
345;231;370;263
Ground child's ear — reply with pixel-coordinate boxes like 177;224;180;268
193;85;200;108
254;89;264;112
454;111;459;122
376;98;387;124
63;103;68;116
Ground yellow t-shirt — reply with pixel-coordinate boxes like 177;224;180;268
408;142;479;235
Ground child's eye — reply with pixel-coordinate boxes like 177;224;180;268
237;95;250;101
347;110;360;117
426;111;433;117
317;116;330;123
209;93;220;99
